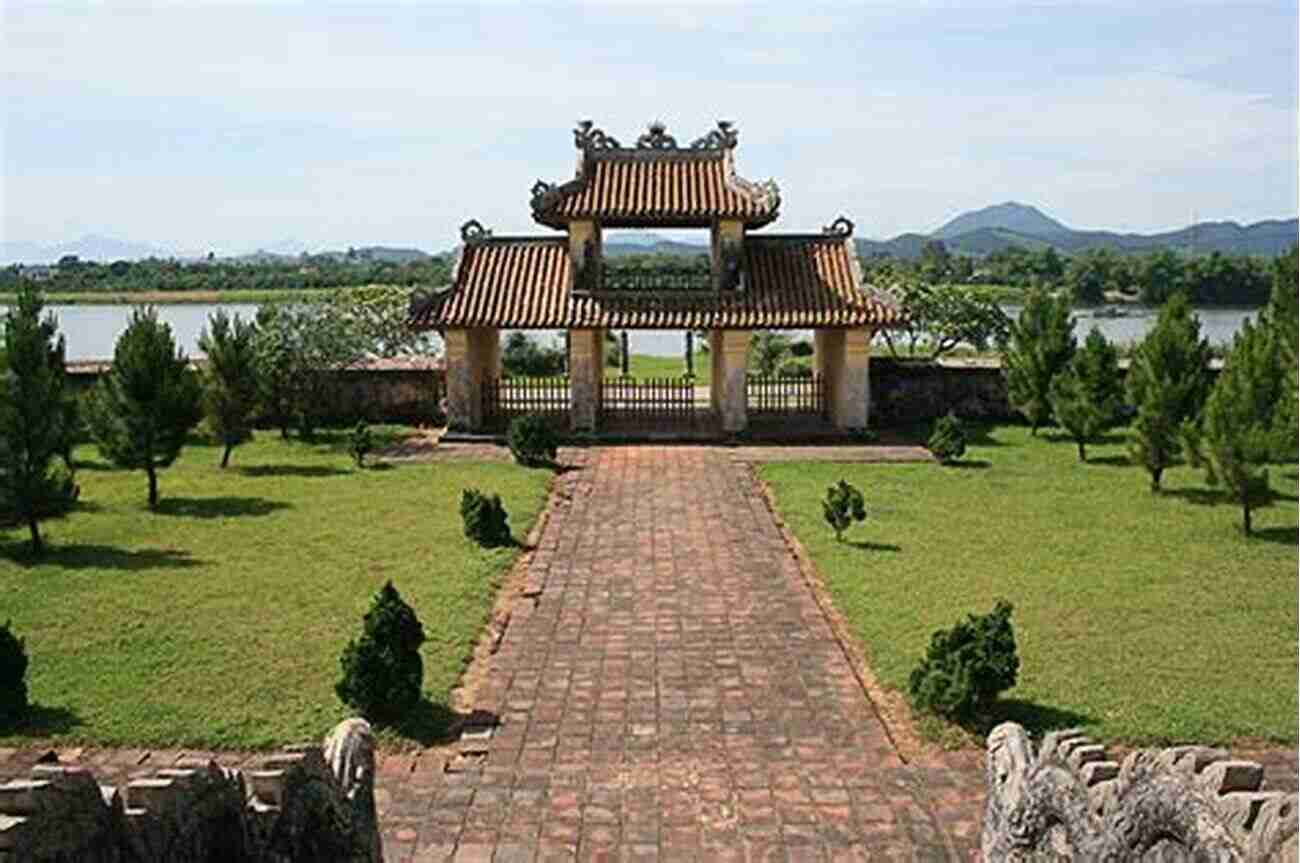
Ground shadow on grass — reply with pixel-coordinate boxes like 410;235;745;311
845;539;902;553
1044;431;1128;447
1086;454;1131;467
1251;526;1298;546
978;698;1096;737
155;497;292;519
70;459;116;472
1164;487;1298;507
0;542;202;571
1;704;83;737
963;424;1012;448
238;464;349;479
944;459;991;470
379;699;499;747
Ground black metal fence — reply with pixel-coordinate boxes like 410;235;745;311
481;376;570;429
601;377;698;426
746;373;827;417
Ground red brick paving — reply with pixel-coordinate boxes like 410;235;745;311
3;444;1295;861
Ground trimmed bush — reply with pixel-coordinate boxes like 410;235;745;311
460;488;512;548
928;413;967;464
822;479;866;542
777;356;813;378
349;420;374;468
0;621;30;725
335;581;426;722
507;414;558;467
908;600;1019;722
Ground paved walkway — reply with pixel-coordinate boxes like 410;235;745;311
389;446;985;861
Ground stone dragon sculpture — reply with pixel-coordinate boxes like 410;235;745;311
0;718;380;862
983;722;1298;861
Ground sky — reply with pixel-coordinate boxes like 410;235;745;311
3;1;1297;256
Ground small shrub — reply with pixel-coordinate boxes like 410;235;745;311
335;582;426;722
0;621;30;725
822;479;866;541
928;413;967;464
908;600;1019;722
507;414;558;467
777;356;813;378
460;488;512;548
349;420;374;468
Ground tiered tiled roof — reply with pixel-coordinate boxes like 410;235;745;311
409;223;902;331
530;121;780;229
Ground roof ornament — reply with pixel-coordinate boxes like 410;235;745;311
574;120;621;151
690;121;739;150
823;216;854;237
530;179;556;206
636;121;678;149
460;219;492;244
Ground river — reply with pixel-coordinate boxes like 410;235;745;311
44;303;1257;361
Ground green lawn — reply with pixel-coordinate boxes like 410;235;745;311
607;353;704;379
760;425;1298;746
0;429;551;749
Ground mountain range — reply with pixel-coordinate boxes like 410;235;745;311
3;204;1295;264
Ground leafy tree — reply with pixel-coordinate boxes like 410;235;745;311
822;479;866;542
1064;248;1117;305
1125;294;1212;491
198;310;259;468
85;308;202;509
1048;327;1124;461
1002;287;1076;433
881;280;1010;360
253;301;367;439
328;285;435;357
748;331;793;377
335;581;426;722
0;285;78;553
502;332;564;378
1136;248;1184;305
908;600;1019;722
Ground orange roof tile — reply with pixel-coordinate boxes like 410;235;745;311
409;234;901;331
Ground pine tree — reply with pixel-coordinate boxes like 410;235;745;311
198;310;259;468
1185;318;1279;535
0;285;78;553
1264;246;1297;460
1049;327;1123;461
86;308;203;509
1126;294;1212;491
1003;287;1076;434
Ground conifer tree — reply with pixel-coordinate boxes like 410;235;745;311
1003;287;1076;433
0;285;78;553
198;310;259;468
86;308;203;509
1125;294;1211;491
1265;246;1297;459
1184;318;1280;535
1049;327;1123;461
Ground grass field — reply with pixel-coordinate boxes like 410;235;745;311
606;353;703;379
761;425;1298;746
0;429;551;749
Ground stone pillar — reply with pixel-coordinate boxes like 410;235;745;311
568;328;603;432
830;329;870;430
709;331;724;414
716;330;751;434
444;328;498;431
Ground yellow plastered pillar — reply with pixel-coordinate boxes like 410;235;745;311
568;328;602;432
709;330;723;414
717;330;751;433
445;328;497;431
835;329;871;430
814;329;843;423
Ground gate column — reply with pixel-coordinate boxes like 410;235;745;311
445;328;498;431
713;330;751;434
568;328;603;432
815;328;871;431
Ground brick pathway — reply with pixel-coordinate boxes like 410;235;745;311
387;446;985;861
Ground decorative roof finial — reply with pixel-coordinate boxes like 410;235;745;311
460;219;492;243
823;216;854;238
636;121;678;149
690;120;739;150
574;120;620;150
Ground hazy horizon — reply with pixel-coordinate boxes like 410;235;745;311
4;2;1297;255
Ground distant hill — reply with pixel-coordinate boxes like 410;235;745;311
0;234;175;265
933;202;1071;240
857;202;1296;260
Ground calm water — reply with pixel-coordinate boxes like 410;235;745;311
41;303;1256;361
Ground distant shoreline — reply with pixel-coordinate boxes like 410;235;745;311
0;289;334;305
